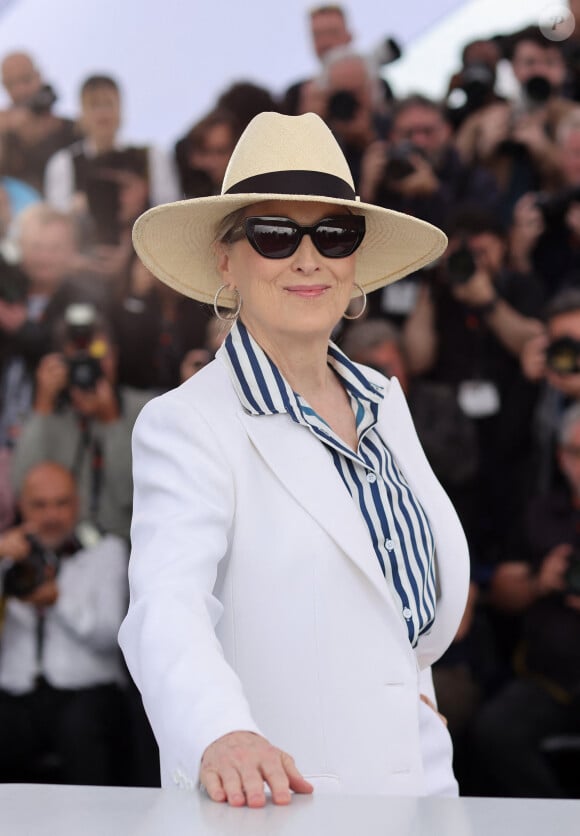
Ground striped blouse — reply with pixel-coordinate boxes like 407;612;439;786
218;320;436;646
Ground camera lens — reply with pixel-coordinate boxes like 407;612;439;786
524;76;552;105
68;355;103;390
327;90;359;121
546;337;580;375
446;246;477;285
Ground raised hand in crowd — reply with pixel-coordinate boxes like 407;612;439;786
387;152;440;198
0;521;58;607
509;193;545;274
520;330;549;382
456;101;510;163
33;352;68;413
0;522;35;562
68;376;120;424
358;139;388;203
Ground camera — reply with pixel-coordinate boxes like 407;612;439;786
545;336;580;375
522;75;553;108
64;304;104;391
68;354;103;390
381;141;424;184
446;62;495;125
373;37;402;68
535;186;580;224
327;90;360;122
497;76;554;159
446;244;477;286
565;549;580;595
3;534;58;598
25;83;57;115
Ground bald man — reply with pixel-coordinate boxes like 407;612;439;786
0;51;78;192
1;52;42;109
0;461;128;784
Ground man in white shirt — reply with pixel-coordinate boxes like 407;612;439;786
44;74;179;215
0;461;128;784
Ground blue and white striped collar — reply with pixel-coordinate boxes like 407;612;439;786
217;320;384;419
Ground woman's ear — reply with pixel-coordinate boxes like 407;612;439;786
214;241;232;281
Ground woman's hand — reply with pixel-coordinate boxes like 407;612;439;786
420;694;448;726
200;730;313;807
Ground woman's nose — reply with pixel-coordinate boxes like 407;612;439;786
290;233;321;273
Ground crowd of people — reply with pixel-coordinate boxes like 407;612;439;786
0;2;579;797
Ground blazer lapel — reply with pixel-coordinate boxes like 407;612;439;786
237;408;395;611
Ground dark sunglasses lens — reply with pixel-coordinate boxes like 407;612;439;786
248;220;299;258
314;218;365;257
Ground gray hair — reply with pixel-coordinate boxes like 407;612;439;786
213;207;247;245
316;48;386;111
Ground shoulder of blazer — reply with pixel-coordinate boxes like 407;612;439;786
134;356;403;446
136;358;239;427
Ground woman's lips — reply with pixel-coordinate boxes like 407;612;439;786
285;285;329;298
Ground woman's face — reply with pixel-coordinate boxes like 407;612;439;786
216;200;358;347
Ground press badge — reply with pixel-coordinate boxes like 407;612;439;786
457;380;500;418
380;278;418;315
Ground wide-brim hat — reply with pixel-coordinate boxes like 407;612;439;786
133;111;447;308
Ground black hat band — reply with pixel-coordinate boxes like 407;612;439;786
225;170;356;201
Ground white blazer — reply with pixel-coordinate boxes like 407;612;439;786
118;357;470;796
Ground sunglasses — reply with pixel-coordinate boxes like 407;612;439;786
227;215;366;259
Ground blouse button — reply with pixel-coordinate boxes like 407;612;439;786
385;538;395;551
402;607;413;620
366;472;377;483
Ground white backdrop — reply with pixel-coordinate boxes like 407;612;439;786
0;0;568;149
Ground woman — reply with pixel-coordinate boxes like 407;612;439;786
109;252;210;393
174;108;241;199
119;112;470;806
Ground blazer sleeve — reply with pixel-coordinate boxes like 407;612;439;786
118;390;262;782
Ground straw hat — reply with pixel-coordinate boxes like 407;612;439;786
132;111;447;308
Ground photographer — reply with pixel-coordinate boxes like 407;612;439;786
455;27;575;219
0;52;78;193
472;402;580;798
45;75;178;278
403;211;544;563
0;461;128;784
510;109;580;298
174;108;240;199
0;205;101;530
360;95;499;231
11;304;150;541
317;49;390;188
521;288;580;496
445;38;504;130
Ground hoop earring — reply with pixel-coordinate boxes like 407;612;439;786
213;284;241;321
343;283;367;320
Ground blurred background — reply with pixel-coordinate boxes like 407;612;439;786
0;0;554;146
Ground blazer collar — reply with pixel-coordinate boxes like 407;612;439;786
236;375;425;637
